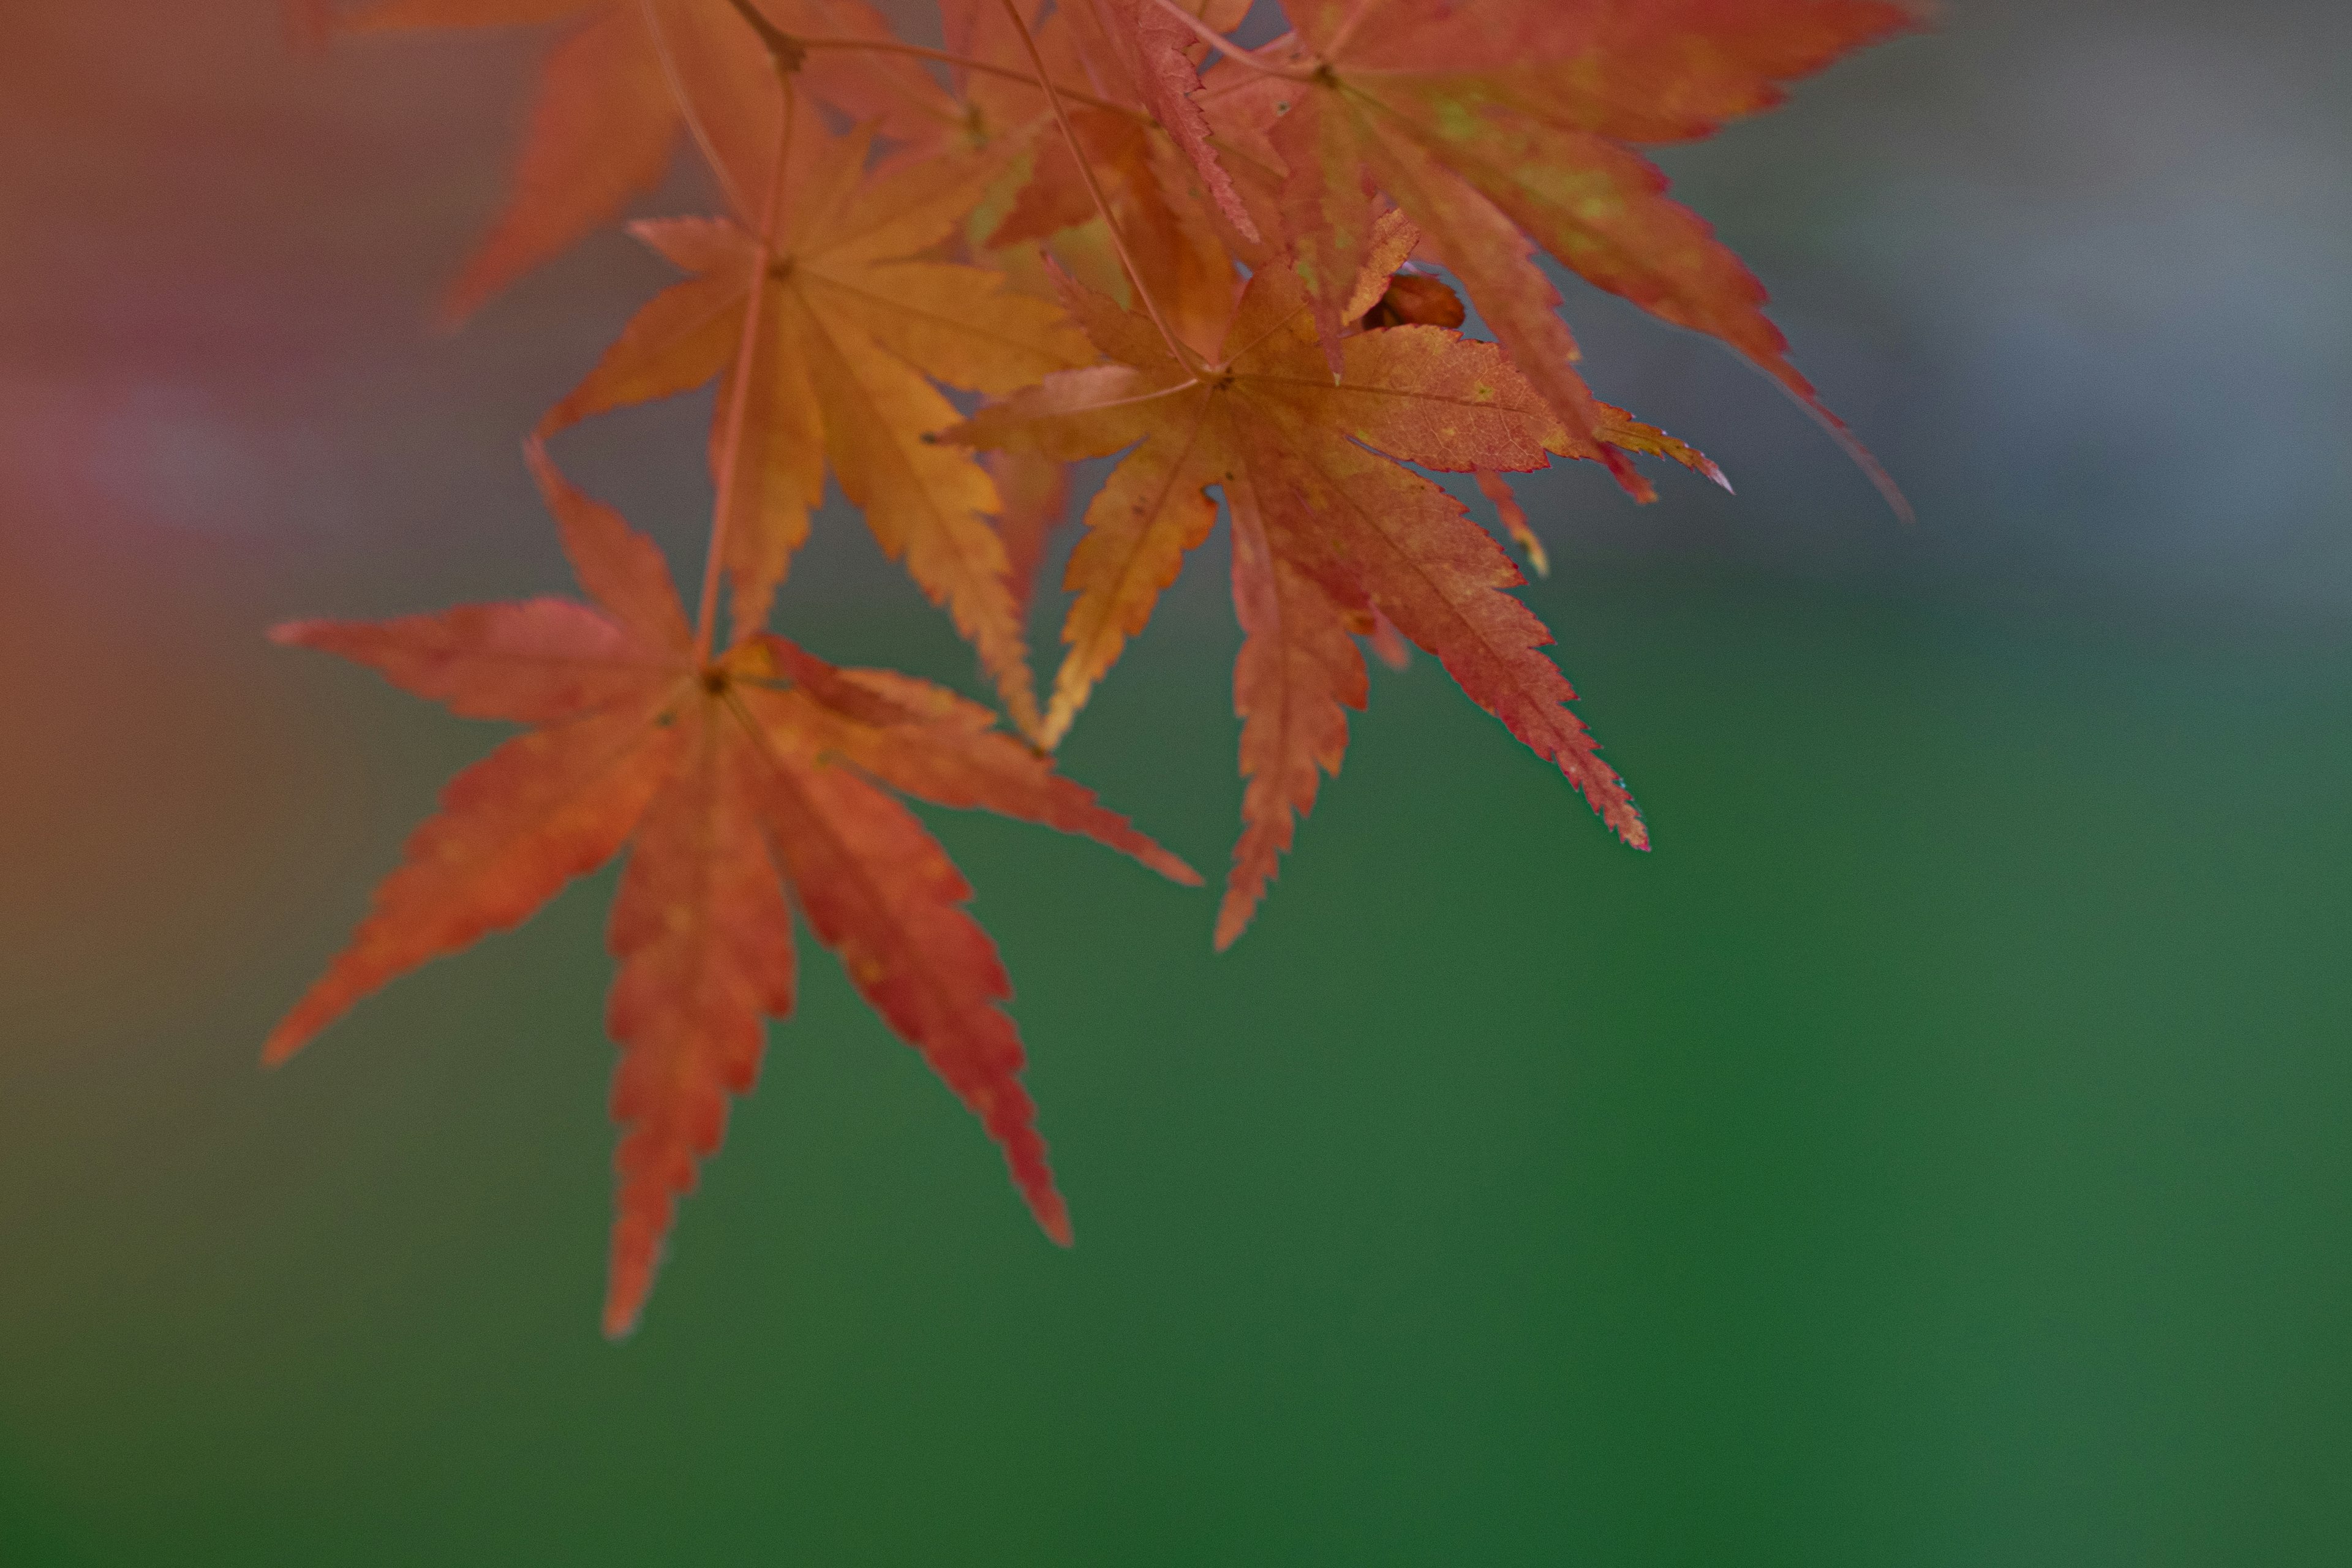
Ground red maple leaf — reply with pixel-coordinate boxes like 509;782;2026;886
266;443;1197;1336
952;249;1713;945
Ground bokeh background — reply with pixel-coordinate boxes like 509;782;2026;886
4;1;2349;1561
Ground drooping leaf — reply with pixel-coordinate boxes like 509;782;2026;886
267;443;1196;1338
952;256;1686;943
1223;505;1366;949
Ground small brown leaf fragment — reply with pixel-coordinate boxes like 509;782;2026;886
1362;273;1465;332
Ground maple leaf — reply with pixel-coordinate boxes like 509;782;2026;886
345;0;954;321
951;254;1706;946
265;443;1197;1338
1202;0;1913;505
540;118;1098;737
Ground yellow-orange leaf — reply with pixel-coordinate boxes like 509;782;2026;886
541;121;1098;736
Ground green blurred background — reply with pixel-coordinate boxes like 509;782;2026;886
4;2;2349;1562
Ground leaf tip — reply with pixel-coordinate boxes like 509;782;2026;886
258;1022;307;1069
1157;851;1207;889
603;1228;662;1343
1036;706;1079;753
428;270;491;336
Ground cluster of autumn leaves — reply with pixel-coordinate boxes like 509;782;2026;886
274;0;1912;1336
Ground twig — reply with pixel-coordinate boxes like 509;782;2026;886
720;0;807;68
794;34;1140;120
696;76;798;660
642;0;749;219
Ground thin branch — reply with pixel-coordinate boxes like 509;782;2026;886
714;18;1256;167
794;29;1286;196
994;0;1195;371
793;33;1142;120
642;0;750;219
720;0;807;68
1145;0;1314;80
697;77;798;662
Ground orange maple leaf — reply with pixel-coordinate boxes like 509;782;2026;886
1200;0;1915;507
266;443;1197;1338
540;117;1098;736
345;0;956;321
952;250;1708;946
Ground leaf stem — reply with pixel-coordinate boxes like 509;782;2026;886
642;0;750;219
1196;34;1302;101
793;28;1282;190
1032;378;1207;418
719;0;807;68
993;0;1194;371
725;1;1142;127
696;75;797;662
711;17;1283;192
1144;0;1314;80
794;32;1139;120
